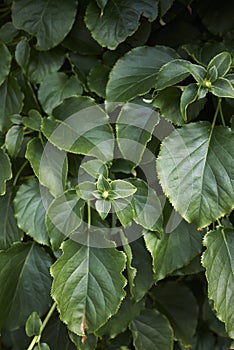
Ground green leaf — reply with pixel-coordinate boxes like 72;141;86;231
153;282;199;345
96;174;111;193
41;97;114;162
126;18;152;47
0;184;22;250
120;232;137;297
34;343;50;350
172;255;204;276
106;46;179;102
196;0;234;36
202;299;227;338
226;73;234;84
156;59;206;90
189;329;216;350
110;159;136;176
211;77;234;98
5;125;24;157
95;199;111;220
112;198;135;227
25;312;42;337
110;180;137;199
97;295;144;339
206;66;218;82
70;54;99;86
26;137;68;197
156;59;191;90
62;15;103;56
22;109;42;131
85;0;158;50
51;238;126;335
159;0;174;17
76;181;98;201
130;309;173;350
180;83;199;121
0;149;12;196
12;0;78;50
187;64;207;84
26;46;65;83
0;76;24;132
153;87;185;126
157;122;234;228
130;237;154;301
207;52;232;77
0;42;12;87
116;102;160;166
69;331;97;350
80;159;108;179
183;41;227;66
0;242;52;330
0;22;19;44
41;312;77;350
15;39;30;74
144;212;203;282
16;40;65;83
96;0;108;11
87;63;110;98
46;190;84;251
14;179;52;245
38;73;83;114
202;227;234;338
129;178;163;233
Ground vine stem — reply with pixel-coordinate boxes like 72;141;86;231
27;302;57;350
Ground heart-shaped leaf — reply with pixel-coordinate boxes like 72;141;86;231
51;238;126;335
12;0;78;50
85;0;158;49
157;122;234;228
106;46;179;102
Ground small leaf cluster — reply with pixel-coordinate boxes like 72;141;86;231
0;1;233;350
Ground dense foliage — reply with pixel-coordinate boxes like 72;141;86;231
0;0;234;349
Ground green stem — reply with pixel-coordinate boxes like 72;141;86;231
87;200;91;229
218;99;226;126
212;98;222;129
27;302;57;350
13;160;28;187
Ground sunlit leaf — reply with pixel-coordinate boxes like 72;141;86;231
51;238;126;335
